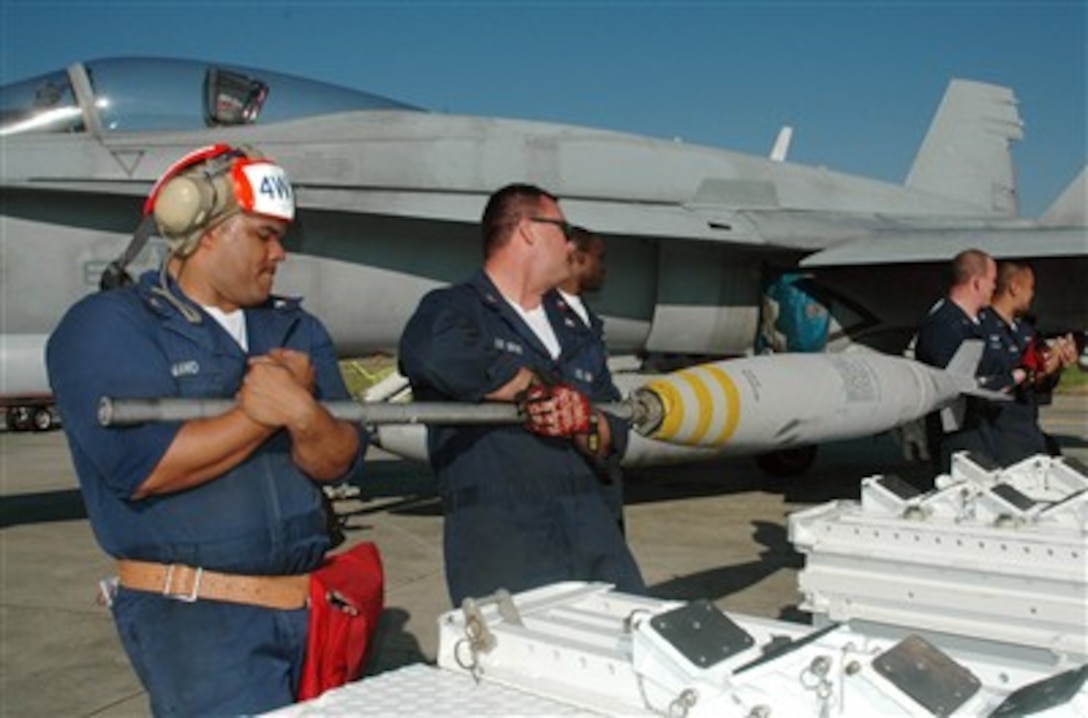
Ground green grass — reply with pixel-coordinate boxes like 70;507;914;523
1057;366;1088;395
339;355;397;399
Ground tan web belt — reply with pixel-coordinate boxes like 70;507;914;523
117;559;309;610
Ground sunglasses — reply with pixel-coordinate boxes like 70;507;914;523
528;217;576;241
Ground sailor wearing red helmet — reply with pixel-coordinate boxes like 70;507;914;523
47;144;367;716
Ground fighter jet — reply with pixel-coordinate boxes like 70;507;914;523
2;57;1084;470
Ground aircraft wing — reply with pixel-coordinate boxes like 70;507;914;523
10;176;1081;260
802;166;1088;267
801;226;1088;267
297;190;759;243
6;174;770;247
18;173;1084;265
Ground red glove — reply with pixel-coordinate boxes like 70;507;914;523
518;382;592;437
1020;339;1046;374
1019;339;1050;384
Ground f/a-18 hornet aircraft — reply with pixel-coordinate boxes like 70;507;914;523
2;58;1084;472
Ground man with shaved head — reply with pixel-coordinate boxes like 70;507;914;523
914;248;997;473
974;260;1078;464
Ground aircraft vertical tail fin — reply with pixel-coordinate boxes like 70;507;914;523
1040;166;1087;225
905;79;1023;216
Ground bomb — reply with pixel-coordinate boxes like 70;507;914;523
628;344;989;451
99;344;994;462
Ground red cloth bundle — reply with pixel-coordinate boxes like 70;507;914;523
298;542;384;701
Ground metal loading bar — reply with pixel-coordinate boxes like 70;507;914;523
97;395;655;431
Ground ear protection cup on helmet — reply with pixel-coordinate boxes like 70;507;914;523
146;144;260;257
153;170;236;239
100;143;293;295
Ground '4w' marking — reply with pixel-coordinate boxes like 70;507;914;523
259;175;292;201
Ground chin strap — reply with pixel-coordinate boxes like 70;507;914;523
100;214;202;324
150;261;203;325
99;214;157;291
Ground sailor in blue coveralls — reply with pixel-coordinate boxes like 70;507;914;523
553;226;628;534
46;145;366;716
975;260;1078;465
398;184;645;606
913;249;997;473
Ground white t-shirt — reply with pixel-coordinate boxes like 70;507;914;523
558;289;590;327
203;306;249;351
506;299;560;359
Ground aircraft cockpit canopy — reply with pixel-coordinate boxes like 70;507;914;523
0;57;422;137
205;67;269;127
0;70;83;136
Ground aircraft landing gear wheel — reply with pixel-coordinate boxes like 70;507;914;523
8;407;33;432
32;407;54;432
754;445;818;477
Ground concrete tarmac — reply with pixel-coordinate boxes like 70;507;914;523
2;395;1085;716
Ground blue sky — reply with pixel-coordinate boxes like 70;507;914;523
2;1;1084;216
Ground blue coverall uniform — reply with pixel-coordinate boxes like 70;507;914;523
975;308;1059;464
914;298;992;471
398;271;645;606
550;291;627;531
46;270;366;716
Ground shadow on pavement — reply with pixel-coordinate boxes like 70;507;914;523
365;607;431;675
0;489;88;528
647;519;804;604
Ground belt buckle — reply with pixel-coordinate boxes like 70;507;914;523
163;564;202;603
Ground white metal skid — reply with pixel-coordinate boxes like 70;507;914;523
270;662;594;717
272;579;1088;716
430;581;1088;717
789;452;1088;666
